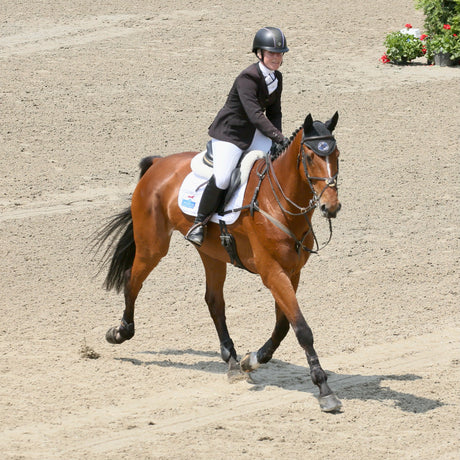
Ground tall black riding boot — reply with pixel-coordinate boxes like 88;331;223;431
185;176;226;247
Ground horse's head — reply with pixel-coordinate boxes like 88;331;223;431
300;113;341;218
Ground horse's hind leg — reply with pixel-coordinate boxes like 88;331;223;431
106;215;171;344
199;252;244;382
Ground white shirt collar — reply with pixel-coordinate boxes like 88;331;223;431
258;61;278;94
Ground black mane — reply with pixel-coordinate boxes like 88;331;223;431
270;126;302;160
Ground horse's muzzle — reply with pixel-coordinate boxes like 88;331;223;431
320;201;341;219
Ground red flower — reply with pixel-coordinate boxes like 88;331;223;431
405;23;412;29
443;24;451;30
420;34;428;40
422;47;427;54
454;34;457;37
380;54;390;64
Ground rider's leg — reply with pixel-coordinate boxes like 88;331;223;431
212;139;244;189
185;139;242;246
185;175;226;246
247;129;273;153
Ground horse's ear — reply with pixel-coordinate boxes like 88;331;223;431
303;114;313;131
325;111;339;132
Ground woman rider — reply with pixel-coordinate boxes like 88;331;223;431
185;27;289;246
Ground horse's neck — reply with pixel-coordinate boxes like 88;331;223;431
269;132;313;210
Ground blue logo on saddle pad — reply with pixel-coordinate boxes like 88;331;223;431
181;198;196;209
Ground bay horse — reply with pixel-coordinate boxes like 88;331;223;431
96;112;342;412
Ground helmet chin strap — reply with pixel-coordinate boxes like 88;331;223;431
256;49;283;67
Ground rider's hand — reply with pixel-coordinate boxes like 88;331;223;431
269;137;290;157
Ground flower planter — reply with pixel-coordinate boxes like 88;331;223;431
391;57;409;65
433;52;455;66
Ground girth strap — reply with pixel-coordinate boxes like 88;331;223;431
219;220;253;272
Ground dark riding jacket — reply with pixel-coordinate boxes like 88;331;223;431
208;62;284;150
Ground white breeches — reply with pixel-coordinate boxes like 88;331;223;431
211;129;272;189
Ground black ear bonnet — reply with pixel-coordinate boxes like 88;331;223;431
302;112;338;157
302;122;336;157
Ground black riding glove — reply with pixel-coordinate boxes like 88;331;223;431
269;137;290;157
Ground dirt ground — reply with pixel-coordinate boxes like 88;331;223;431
1;1;459;459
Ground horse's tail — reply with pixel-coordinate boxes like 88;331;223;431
93;156;161;293
139;155;161;179
94;208;135;293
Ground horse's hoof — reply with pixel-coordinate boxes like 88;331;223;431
240;352;260;372
105;321;135;344
106;326;124;344
318;393;342;412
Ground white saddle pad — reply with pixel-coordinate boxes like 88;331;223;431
178;149;264;225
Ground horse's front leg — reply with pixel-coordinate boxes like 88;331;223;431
259;269;342;412
240;302;289;371
241;272;299;371
199;252;244;382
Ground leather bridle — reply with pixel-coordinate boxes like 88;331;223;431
298;134;339;206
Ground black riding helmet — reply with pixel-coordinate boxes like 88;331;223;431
252;27;289;54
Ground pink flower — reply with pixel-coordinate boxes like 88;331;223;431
405;23;412;29
443;24;451;30
380;54;390;64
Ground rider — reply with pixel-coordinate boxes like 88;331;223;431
185;26;289;246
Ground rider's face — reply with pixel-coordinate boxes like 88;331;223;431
261;50;284;71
